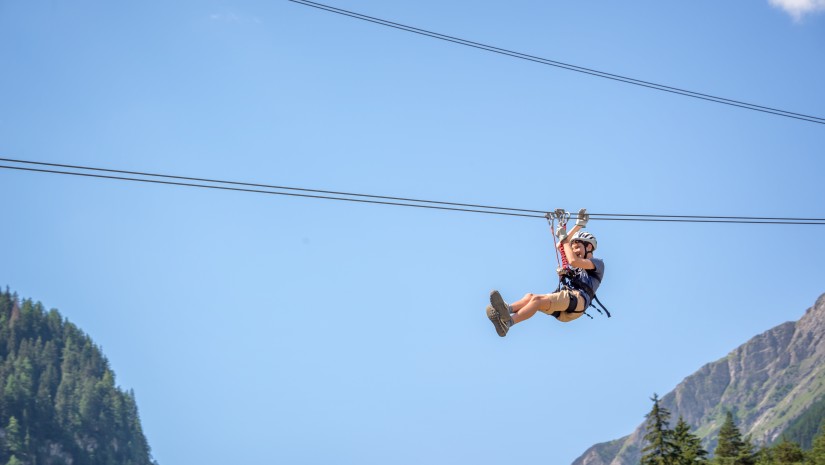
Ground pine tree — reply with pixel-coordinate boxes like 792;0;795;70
806;421;825;465
740;436;757;465
757;447;775;465
4;417;23;457
714;411;755;465
642;394;679;465
673;416;708;464
757;437;807;465
771;437;805;465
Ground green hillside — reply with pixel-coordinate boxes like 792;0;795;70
0;289;157;465
780;395;825;450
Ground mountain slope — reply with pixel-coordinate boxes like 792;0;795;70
0;289;157;465
573;293;825;465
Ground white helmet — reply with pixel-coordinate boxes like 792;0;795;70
572;231;597;252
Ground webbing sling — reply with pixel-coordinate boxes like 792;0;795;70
559;274;611;318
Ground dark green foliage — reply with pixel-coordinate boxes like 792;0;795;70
673;416;708;465
781;397;825;450
640;397;710;465
634;391;825;465
772;437;805;464
635;407;825;465
642;394;679;465
4;417;23;457
805;422;825;465
0;289;157;465
757;437;807;465
714;411;756;465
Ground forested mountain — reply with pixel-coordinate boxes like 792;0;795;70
0;289;157;465
573;293;825;465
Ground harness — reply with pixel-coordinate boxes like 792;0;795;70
556;268;611;318
546;210;611;319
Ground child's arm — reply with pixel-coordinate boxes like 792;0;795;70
558;209;595;270
561;239;595;269
561;209;587;240
557;224;582;266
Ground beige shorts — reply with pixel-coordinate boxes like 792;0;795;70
538;289;586;322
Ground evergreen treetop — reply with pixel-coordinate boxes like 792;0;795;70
0;288;157;465
673;416;708;465
642;394;679;465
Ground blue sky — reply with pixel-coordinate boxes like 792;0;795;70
1;1;824;464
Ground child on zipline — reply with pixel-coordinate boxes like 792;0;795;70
486;209;605;337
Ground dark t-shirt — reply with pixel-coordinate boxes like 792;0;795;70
570;257;604;308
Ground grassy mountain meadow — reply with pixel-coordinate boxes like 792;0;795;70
573;293;825;465
0;289;156;465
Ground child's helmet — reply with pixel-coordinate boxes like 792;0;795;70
572;231;597;251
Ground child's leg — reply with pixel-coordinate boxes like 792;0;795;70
511;291;576;324
510;293;537;312
512;293;554;324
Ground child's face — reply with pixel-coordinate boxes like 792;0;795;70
571;240;587;258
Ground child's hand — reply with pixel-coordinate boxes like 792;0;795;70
576;208;589;227
555;225;568;242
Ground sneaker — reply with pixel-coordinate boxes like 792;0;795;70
489;290;513;327
486;305;509;337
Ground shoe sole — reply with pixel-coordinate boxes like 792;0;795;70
486;305;508;337
489;290;511;326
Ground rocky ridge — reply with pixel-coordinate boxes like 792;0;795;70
572;293;825;465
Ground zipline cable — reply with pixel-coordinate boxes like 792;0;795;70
5;157;825;223
2;158;824;225
0;164;542;219
288;0;825;126
0;157;544;215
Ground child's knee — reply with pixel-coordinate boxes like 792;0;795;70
530;293;545;303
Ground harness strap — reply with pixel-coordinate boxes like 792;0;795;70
565;293;579;312
559;278;611;318
593;294;611;318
